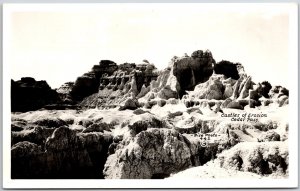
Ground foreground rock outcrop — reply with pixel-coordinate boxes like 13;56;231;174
218;141;288;175
10;99;289;179
11;125;113;178
104;128;193;179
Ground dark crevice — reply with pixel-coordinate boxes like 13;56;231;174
259;159;272;175
280;157;288;173
237;155;243;170
151;173;170;179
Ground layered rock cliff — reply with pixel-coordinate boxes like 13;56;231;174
79;61;159;109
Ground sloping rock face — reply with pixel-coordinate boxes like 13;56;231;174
71;60;118;101
187;75;227;100
137;67;180;106
11;78;60;112
103;128;193;179
80;61;159;108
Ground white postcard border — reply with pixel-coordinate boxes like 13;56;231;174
2;3;298;188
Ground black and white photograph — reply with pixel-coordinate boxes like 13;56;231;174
2;3;298;188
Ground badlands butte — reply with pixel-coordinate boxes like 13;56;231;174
11;50;289;179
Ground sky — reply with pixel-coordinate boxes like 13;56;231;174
5;4;294;89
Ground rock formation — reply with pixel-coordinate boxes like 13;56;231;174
70;60;118;101
11;49;289;112
11;77;60;112
172;50;215;97
56;82;74;104
11;125;113;178
218;142;288;175
214;60;242;80
79;60;159;109
103;128;193;179
10;49;290;180
187;75;225;100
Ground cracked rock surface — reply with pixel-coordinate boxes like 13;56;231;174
104;128;193;179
